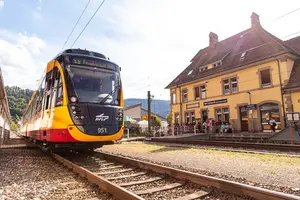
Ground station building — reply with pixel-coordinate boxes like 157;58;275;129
166;13;300;133
0;67;11;143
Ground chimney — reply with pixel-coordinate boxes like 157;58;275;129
251;12;261;28
209;32;218;48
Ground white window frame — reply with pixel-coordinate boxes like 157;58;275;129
223;77;238;94
200;85;206;99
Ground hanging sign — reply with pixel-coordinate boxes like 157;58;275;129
203;99;227;106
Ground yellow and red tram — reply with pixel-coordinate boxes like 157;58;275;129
20;49;124;150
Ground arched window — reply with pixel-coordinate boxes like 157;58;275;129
260;103;281;131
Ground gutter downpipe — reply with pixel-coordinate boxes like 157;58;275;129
276;59;286;128
179;86;183;133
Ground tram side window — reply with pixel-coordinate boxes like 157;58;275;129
45;71;54;110
56;72;63;107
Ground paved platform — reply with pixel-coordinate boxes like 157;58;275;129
269;127;300;141
156;132;274;139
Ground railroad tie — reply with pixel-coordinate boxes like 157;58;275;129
65;188;89;195
59;181;78;186
85;197;102;200
172;190;210;200
134;182;183;195
99;162;115;166
97;168;135;175
119;176;164;187
99;165;123;170
107;171;148;181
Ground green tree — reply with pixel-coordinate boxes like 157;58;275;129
5;86;33;123
10;121;19;132
166;112;171;126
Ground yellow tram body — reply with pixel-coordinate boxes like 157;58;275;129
21;49;124;150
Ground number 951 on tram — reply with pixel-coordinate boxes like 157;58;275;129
20;49;124;151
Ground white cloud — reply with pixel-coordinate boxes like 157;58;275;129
0;0;4;9
79;0;300;100
0;31;56;90
1;0;300;101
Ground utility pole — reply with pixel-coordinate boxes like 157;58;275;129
147;91;151;135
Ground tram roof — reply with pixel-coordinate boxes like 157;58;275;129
54;49;107;60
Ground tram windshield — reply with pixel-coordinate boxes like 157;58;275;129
66;65;120;105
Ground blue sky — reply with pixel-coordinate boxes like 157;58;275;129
1;0;300;100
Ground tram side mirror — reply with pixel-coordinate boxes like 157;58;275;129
120;67;121;71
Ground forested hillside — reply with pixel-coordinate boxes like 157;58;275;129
5;86;170;122
5;86;33;122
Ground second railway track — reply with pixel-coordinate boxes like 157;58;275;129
49;150;300;200
148;138;300;152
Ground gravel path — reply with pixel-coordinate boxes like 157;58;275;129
0;148;115;200
99;142;300;196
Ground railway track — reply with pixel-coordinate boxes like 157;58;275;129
50;150;299;200
148;138;300;152
0;146;113;200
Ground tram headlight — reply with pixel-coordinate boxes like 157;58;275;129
117;108;123;116
70;96;77;103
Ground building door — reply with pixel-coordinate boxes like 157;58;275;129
260;103;280;132
201;110;208;123
240;106;248;132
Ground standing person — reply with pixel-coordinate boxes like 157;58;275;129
202;120;207;133
220;122;226;134
270;119;277;133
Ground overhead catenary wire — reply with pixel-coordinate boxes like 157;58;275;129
270;7;300;22
70;0;106;48
61;0;91;50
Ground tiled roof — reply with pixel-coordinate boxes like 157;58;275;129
283;58;300;90
284;36;300;54
166;24;299;89
124;103;142;110
141;108;166;120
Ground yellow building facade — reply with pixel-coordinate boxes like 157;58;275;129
166;13;300;133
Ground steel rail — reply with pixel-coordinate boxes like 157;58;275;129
149;138;300;152
34;144;142;200
99;152;300;200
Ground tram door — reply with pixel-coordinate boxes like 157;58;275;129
41;68;56;129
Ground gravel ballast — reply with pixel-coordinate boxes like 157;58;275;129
0;148;115;200
99;142;300;196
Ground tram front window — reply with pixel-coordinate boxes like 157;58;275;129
67;65;120;105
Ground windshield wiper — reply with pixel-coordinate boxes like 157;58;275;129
100;85;120;104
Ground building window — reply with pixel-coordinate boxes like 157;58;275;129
185;112;195;124
182;89;188;102
223;77;238;94
213;62;222;67
185;112;190;124
194;87;200;100
174;113;179;124
260;69;271;88
191;112;195;124
231;78;238;93
194;85;206;100
171;93;176;104
215;107;230;123
200;85;206;99
216;109;222;122
199;66;208;72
